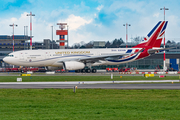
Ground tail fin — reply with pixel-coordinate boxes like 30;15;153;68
133;21;168;48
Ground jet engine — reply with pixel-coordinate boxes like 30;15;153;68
63;61;85;70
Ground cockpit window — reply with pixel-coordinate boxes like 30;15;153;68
7;55;14;57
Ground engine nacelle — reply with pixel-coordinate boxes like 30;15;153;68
47;66;63;71
63;61;85;70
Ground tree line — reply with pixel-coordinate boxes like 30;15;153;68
70;37;179;49
71;38;125;49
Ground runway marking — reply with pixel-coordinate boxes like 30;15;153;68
0;80;179;84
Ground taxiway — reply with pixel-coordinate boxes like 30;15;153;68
0;80;179;89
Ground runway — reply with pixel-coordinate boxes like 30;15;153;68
0;80;180;89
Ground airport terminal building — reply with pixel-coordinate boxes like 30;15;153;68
0;36;179;71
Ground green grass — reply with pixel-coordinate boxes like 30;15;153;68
0;75;179;82
0;89;180;120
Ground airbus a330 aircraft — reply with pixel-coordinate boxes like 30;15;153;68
3;21;168;73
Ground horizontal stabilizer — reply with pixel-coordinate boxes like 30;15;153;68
148;47;174;54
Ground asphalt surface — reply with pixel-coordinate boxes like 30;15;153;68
0;72;180;76
0;81;180;89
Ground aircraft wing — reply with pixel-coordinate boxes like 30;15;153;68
57;50;143;63
57;53;128;63
75;53;132;63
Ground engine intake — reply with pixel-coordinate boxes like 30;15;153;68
63;61;85;70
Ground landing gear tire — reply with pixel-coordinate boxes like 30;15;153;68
81;69;86;73
85;68;91;73
92;69;97;73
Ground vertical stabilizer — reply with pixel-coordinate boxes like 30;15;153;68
133;21;168;48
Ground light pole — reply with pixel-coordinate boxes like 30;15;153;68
160;7;169;71
27;12;35;50
123;23;131;48
26;26;28;36
51;26;53;49
123;23;131;68
67;25;69;48
24;26;28;50
9;23;18;52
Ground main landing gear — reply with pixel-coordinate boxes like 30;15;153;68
75;68;97;73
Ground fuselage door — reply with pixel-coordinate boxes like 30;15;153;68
19;52;24;60
45;52;49;59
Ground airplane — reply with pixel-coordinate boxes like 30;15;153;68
3;21;168;73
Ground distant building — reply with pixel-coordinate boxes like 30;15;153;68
43;39;59;49
0;35;30;51
93;41;105;48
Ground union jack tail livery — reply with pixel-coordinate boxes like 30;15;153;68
133;21;168;60
133;21;168;48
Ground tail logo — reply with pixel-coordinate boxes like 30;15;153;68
133;21;168;48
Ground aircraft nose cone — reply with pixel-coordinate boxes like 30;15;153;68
3;57;7;62
3;57;10;64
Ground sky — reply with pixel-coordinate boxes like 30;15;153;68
0;0;180;46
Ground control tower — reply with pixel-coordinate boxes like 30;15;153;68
56;23;68;49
